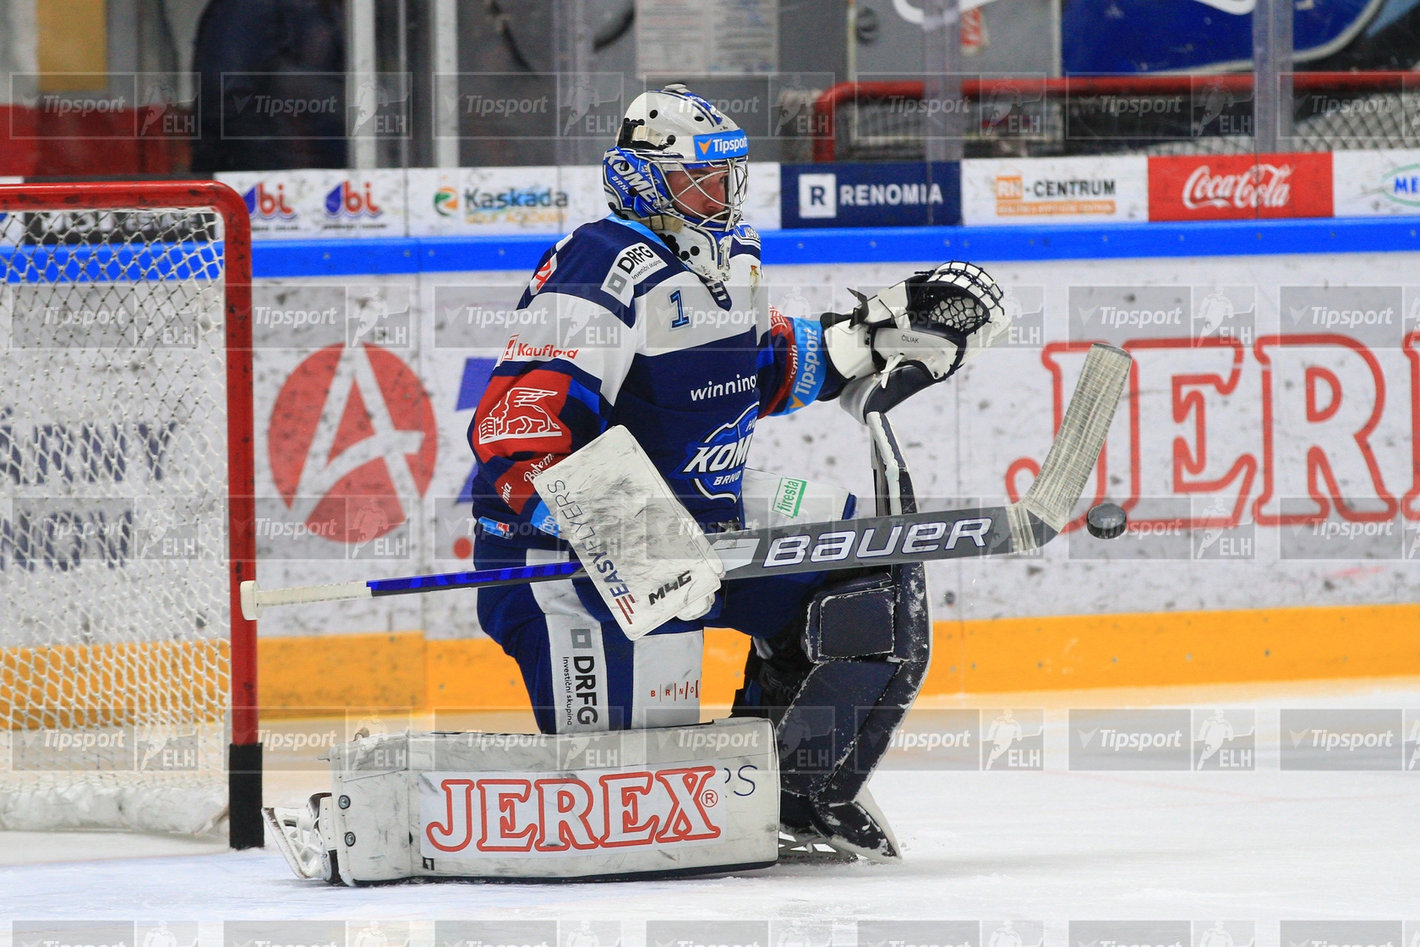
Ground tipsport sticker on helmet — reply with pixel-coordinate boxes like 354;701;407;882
693;130;750;161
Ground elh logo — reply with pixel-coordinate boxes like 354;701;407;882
1000;286;1045;347
1192;709;1256;769
347;73;410;137
982;709;1045;770
1191;77;1252;137
346;285;412;348
1191;285;1254;346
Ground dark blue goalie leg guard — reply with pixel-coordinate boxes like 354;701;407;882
733;560;931;860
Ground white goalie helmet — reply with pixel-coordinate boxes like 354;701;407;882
603;83;750;282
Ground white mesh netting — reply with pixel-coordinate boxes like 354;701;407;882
0;203;233;837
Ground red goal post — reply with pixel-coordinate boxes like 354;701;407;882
811;72;1420;161
0;181;261;849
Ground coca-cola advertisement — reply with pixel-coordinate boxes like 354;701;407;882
1148;153;1333;221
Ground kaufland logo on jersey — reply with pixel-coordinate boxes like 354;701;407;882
243;182;296;220
419;766;722;856
325;180;383;219
682;404;756;502
693;129;749;159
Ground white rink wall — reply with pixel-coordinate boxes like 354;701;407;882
248;244;1420;639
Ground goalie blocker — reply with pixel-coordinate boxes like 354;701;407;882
265;718;778;884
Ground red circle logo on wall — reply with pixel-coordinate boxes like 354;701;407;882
269;343;437;544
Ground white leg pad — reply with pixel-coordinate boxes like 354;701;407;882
312;718;779;884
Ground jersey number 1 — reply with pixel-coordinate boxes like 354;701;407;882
669;289;688;329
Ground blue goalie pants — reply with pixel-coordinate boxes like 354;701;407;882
474;538;826;734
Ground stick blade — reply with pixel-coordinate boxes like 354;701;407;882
1022;343;1131;531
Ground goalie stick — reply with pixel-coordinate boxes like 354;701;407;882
240;343;1130;620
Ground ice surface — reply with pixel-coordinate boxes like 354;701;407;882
2;679;1418;942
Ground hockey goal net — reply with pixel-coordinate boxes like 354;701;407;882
0;181;260;847
810;72;1420;161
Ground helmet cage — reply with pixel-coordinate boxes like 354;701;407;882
604;145;746;232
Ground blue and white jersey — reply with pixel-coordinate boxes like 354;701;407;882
470;214;838;543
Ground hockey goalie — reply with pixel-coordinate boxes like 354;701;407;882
265;84;1015;884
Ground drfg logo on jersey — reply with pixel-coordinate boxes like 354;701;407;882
681;404;756;501
418;765;723;855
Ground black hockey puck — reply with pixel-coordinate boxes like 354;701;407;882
1086;502;1128;540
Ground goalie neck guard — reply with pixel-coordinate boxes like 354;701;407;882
602;83;749;283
